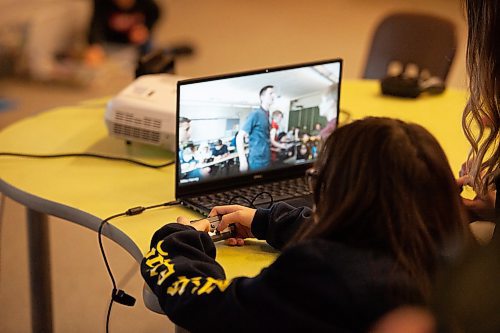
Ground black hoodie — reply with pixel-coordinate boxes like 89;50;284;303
141;202;422;332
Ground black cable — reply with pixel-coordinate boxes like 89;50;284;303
98;212;127;293
106;297;114;333
228;191;274;209
251;191;274;209
0;152;174;169
98;200;181;333
228;195;253;206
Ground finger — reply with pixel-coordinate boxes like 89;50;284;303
456;175;472;187
194;220;210;233
209;205;244;217
217;211;244;231
225;238;238;246
461;197;475;207
224;237;245;246
459;162;468;177
176;216;191;225
462;197;485;210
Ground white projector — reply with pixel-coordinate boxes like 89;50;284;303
105;74;185;151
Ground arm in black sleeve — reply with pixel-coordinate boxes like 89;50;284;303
142;221;335;332
141;223;266;331
251;201;313;250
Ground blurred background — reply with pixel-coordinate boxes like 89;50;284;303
0;0;468;332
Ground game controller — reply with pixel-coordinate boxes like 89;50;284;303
190;215;235;242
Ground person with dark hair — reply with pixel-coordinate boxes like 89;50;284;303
236;85;275;171
178;117;191;146
310;122;323;137
296;143;310;160
429;2;500;332
212;139;228;157
458;0;499;232
141;117;470;332
85;0;160;66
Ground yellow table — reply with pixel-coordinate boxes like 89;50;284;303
0;80;470;332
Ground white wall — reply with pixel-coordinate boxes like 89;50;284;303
156;0;467;88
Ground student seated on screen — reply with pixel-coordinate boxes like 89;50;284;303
211;139;229;158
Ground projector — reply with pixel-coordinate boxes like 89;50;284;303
105;74;185;151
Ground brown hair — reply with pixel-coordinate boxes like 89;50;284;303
296;117;469;300
462;0;500;195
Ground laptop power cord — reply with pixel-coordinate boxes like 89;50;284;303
98;200;181;333
0;152;175;169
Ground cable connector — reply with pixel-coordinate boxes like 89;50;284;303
163;200;181;207
112;289;136;307
126;206;146;216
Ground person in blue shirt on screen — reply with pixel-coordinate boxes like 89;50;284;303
236;85;275;172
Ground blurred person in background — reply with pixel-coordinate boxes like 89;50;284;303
85;0;161;67
23;0;161;84
24;1;91;83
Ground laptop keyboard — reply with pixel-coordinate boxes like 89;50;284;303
192;177;312;210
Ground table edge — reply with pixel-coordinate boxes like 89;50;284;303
0;178;143;262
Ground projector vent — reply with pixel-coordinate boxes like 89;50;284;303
113;123;161;143
115;111;162;129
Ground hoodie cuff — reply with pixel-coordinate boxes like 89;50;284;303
251;208;271;240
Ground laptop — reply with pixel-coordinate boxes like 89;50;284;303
175;58;343;215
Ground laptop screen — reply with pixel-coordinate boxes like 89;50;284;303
176;58;342;197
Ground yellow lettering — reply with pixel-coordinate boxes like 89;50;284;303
166;276;230;296
157;259;175;285
147;255;166;277
197;277;230;295
145;247;156;258
167;276;191;296
190;277;202;294
156;240;169;256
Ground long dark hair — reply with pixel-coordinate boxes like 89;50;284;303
296;117;469;300
462;0;500;195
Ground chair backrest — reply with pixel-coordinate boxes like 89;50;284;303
363;12;457;82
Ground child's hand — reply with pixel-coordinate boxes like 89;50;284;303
462;190;497;223
176;216;210;233
209;205;256;246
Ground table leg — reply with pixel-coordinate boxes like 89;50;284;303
27;209;53;333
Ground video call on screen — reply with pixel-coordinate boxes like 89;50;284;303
178;61;341;185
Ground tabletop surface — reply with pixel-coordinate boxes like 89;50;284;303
0;79;470;280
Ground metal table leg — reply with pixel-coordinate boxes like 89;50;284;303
27;209;53;333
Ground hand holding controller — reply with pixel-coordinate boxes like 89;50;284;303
189;215;235;242
209;205;257;246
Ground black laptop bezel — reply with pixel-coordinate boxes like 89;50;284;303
175;58;343;198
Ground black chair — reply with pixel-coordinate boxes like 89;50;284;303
363;12;457;82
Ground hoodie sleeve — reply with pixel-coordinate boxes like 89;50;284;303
141;223;268;332
141;222;335;332
251;201;314;250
